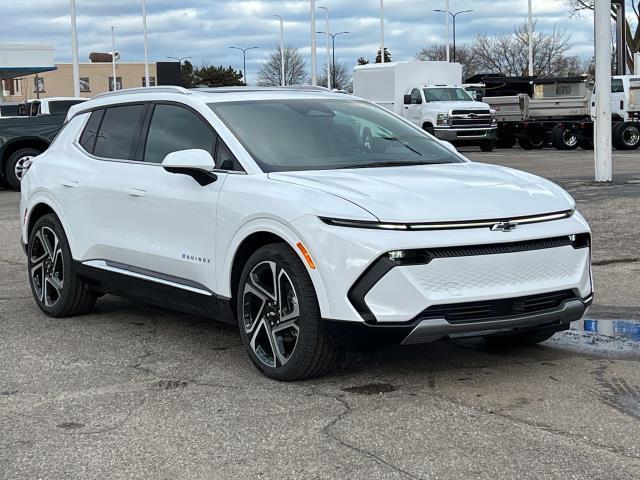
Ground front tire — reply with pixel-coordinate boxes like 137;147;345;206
479;140;496;152
484;326;558;349
237;243;341;381
5;147;40;191
612;122;640;150
27;214;97;317
551;125;578;150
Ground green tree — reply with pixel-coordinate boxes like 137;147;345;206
194;65;244;87
375;48;391;63
357;57;370;66
180;60;195;88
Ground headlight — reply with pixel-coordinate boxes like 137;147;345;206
491;110;497;125
437;113;449;126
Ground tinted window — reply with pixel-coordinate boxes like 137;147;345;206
0;105;19;116
209;99;462;172
79;110;104;154
144;104;217;163
94;104;147;160
611;79;624;93
216;139;242;171
49;100;86;115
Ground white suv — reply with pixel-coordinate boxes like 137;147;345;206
19;86;593;380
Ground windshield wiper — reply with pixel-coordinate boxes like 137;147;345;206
380;136;423;156
337;161;438;169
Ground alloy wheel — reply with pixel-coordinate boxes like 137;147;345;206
30;226;64;307
562;130;578;148
14;155;33;182
623;125;640;147
242;261;300;368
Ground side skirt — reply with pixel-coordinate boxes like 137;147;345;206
73;260;236;324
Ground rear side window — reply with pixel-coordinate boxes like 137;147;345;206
94;104;147;160
79;110;104;154
144;104;217;163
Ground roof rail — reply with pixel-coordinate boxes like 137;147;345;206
93;86;191;99
192;85;334;94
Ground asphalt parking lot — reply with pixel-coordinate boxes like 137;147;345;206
1;147;639;479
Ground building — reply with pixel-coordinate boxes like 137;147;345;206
2;61;181;102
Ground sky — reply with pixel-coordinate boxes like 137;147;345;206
2;0;601;83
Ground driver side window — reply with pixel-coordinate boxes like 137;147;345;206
410;88;422;104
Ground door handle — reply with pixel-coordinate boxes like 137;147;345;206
61;180;79;188
125;187;147;197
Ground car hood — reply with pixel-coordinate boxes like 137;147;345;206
268;163;574;223
425;101;490;111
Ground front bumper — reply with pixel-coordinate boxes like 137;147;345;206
323;295;591;347
434;127;497;142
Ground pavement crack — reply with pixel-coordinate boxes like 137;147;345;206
319;392;426;480
592;258;640;266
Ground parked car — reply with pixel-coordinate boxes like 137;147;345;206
0;102;23;118
0;98;87;190
353;61;498;151
20;86;593;380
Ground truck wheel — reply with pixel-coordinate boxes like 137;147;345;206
612;122;640;150
5;147;40;191
517;136;543;150
422;124;435;136
551;125;578;150
479;140;496;152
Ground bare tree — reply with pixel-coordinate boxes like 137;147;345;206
471;22;580;76
415;44;480;79
257;46;307;86
559;0;640;72
317;62;352;91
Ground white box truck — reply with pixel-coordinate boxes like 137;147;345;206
353;61;498;151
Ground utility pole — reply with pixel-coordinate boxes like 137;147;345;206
528;0;534;76
274;15;286;86
311;0;318;85
70;0;80;97
142;0;150;87
594;0;612;182
111;27;117;91
380;0;385;63
318;7;331;89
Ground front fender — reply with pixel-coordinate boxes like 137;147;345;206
218;217;331;319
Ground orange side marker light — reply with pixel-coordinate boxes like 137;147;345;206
296;242;316;270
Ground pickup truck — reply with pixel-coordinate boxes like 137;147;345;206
353;61;498;151
0;98;87;190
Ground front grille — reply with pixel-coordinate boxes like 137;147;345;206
418;290;577;324
427;236;576;260
450;109;492;128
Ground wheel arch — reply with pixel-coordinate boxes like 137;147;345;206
2;138;49;173
221;219;330;320
24;195;78;259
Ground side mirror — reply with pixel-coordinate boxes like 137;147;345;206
403;95;412;105
162;149;217;186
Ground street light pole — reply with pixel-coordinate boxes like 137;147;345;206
445;0;450;62
70;0;80;97
111;27;117;91
318;7;331;89
528;0;534;76
229;46;259;86
434;9;473;63
594;0;612;182
310;0;317;85
142;0;150;87
274;15;285;86
380;0;385;63
318;31;349;88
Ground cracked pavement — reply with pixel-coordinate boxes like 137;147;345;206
1;148;639;479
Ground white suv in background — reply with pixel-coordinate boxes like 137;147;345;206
19;86;593;381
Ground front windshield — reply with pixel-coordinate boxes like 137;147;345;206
424;88;474;102
209;99;462;172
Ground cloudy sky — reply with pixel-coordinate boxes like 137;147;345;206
3;0;601;82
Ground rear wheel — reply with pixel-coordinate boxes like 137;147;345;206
551;125;578;150
5;147;40;191
612;122;640;150
237;243;341;381
484;326;559;349
517;135;544;150
27;214;97;317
